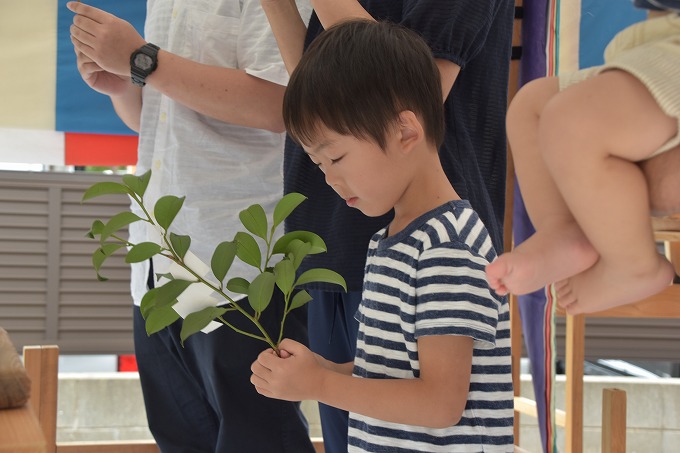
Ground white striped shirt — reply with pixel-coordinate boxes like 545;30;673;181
349;201;513;452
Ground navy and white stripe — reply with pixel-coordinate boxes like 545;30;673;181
349;200;513;452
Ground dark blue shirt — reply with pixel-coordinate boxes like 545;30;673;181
284;0;514;291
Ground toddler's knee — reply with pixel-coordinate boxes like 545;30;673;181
507;77;558;139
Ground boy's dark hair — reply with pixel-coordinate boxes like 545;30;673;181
283;19;445;150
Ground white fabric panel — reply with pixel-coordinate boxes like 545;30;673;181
0;128;64;165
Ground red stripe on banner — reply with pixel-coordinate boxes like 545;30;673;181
64;132;138;166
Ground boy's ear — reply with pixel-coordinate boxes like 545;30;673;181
397;110;423;153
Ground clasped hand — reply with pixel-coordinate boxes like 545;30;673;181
250;339;325;402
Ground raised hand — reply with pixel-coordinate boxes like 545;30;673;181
67;2;146;77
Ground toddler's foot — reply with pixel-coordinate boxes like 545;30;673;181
486;228;598;296
555;254;676;314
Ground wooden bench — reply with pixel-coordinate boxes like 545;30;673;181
0;405;46;453
0;330;46;453
22;345;326;453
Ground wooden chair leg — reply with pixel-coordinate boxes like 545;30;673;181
565;314;585;453
601;388;626;453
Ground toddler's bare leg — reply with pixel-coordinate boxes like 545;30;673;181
543;70;676;314
640;144;680;216
486;78;598;296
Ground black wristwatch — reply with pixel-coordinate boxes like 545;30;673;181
130;43;160;87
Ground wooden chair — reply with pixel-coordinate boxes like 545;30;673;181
510;213;680;453
560;214;680;453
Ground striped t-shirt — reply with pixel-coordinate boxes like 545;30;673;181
349;200;514;453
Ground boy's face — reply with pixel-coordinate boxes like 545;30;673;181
303;127;407;218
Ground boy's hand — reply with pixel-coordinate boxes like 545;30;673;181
67;2;146;77
250;338;324;401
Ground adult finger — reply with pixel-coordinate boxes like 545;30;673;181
70;22;97;50
66;2;111;24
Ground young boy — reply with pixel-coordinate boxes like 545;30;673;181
260;2;513;451
486;11;680;315
250;20;513;452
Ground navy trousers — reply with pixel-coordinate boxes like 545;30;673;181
307;290;362;453
134;285;314;453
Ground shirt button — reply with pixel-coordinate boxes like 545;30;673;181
154;160;161;170
160;112;167;123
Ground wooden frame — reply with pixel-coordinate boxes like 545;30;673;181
561;228;680;453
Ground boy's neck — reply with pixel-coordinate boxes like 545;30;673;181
389;147;460;236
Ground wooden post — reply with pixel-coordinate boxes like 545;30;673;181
601;388;626;453
23;346;59;453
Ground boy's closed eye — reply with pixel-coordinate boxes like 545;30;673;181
309;155;345;168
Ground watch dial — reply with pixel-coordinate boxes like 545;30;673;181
135;54;153;70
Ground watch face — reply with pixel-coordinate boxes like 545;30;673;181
134;53;153;70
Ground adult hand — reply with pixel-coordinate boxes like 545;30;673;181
250;339;325;401
67;2;146;77
72;44;131;96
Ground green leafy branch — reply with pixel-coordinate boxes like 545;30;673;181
82;170;346;351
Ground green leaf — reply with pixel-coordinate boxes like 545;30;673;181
248;271;275;313
180;306;227;345
82;181;132;202
140;288;160;319
235;232;262;269
239;204;268;240
154;195;185;230
91;243;126;281
295;268;347;292
126;242;163;263
122;170;151;198
85;220;105;239
169;233;191;260
156;279;195;308
226;277;250;294
100;242;126;257
101;211;144;242
273;193;307;230
272;231;327;255
290;289;313;310
155;272;175;282
286;239;312;270
274;259;295;295
211;241;237;283
145;304;180;335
